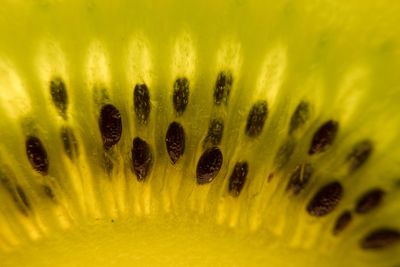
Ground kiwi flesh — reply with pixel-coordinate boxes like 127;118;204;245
0;0;400;266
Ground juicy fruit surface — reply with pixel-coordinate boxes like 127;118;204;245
0;0;400;266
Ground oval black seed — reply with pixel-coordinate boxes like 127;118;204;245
306;181;343;217
203;118;224;148
16;186;30;209
50;77;68;118
173;77;190;116
131;137;153;182
333;211;352;235
98;104;122;150
60;126;79;159
361;229;400;250
289;101;310;135
228;162;249;197
308;120;339;155
286;163;313;195
196;147;223;185
346;140;373;173
274;138;296;170
25;136;49;175
355;188;385;214
214;71;233;106
165;121;185;164
134;84;151;124
245;100;268;138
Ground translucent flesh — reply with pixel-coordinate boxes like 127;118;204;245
0;0;400;266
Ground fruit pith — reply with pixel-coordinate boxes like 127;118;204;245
0;0;399;266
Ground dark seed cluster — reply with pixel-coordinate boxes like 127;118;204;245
49;77;68;119
196;147;223;185
60;126;79;159
361;229;400;250
165;122;185;164
19;72;400;256
286;163;312;195
228;161;249;197
134;84;151;124
333;210;352;235
306;181;343;216
214;71;233;106
98;104;122;150
346;140;373;173
274;138;296;169
25;136;49;176
131;137;153;182
355;188;385;214
308;120;338;155
289;101;310;135
203;118;224;148
173;77;189;116
245;100;268;138
16;186;30;210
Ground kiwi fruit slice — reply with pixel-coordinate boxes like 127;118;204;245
0;0;399;266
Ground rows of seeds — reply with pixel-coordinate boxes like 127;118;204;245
0;40;398;257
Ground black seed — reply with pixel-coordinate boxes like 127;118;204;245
245;100;268;138
16;186;30;209
50;77;68;118
203;118;224;148
228;162;249;197
165;122;185;164
355;188;385;214
346;140;373;173
289;101;310;135
131;137;153;182
286;163;313;195
98;104;122;150
308;120;339;155
173;77;189;116
60;126;79;159
214;71;233;106
306;181;343;217
333;210;352;235
43;185;55;200
196;147;223;185
25;136;49;176
134;84;151;124
361;229;400;250
274;138;296;169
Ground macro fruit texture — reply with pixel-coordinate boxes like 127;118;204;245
0;0;399;266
